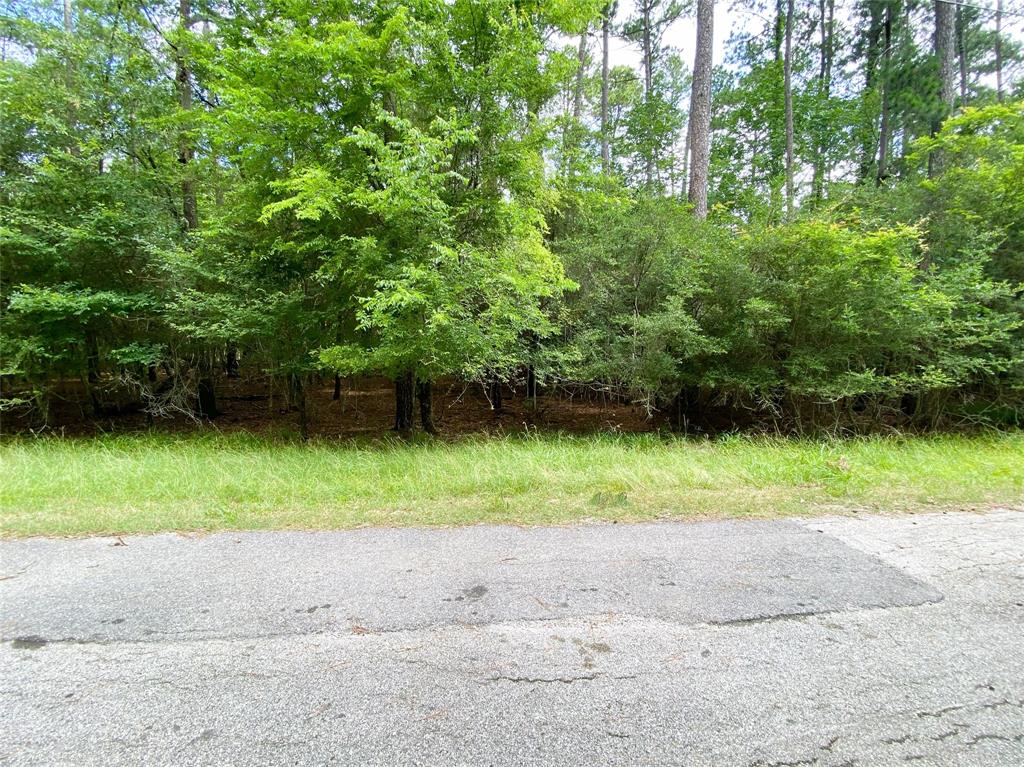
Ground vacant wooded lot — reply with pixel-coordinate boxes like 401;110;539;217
2;2;1023;543
3;1;1024;442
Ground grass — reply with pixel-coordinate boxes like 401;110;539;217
1;431;1022;537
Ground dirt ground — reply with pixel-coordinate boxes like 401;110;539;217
3;375;662;438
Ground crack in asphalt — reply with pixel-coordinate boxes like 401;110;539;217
484;672;639;685
1;592;957;656
486;674;599;684
966;733;1024;746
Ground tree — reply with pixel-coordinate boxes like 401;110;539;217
175;0;197;233
783;0;795;216
996;0;1003;101
601;1;615;171
172;0;219;418
1;0;190;423
623;0;684;190
686;0;714;218
931;0;957;175
811;0;835;200
876;1;892;184
574;29;589;121
201;0;578;433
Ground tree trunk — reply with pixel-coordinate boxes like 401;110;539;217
332;373;342;401
877;3;892;185
686;0;714;219
488;377;503;413
64;0;78;157
177;0;215;416
896;1;914;172
85;332;100;384
197;370;218;419
641;3;652;95
416;379;435;434
291;374;309;441
859;3;883;182
63;0;73;53
812;0;834;201
393;371;414;431
890;106;904;178
669;386;701;432
930;0;956;177
601;3;612;172
573;31;587;121
956;5;967;102
783;0;795;218
996;0;1003;102
84;331;102;415
176;0;197;231
819;0;833;84
642;0;654;187
225;344;239;378
562;28;589;182
526;365;537;404
773;0;785;63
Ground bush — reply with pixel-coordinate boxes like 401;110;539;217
555;194;1022;430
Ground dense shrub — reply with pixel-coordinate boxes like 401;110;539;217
555;188;1022;428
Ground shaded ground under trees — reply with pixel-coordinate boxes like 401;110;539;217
8;369;1015;439
2;374;661;438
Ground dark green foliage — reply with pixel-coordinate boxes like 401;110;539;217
556;192;1022;426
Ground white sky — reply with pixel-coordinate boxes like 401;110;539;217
603;2;759;73
602;0;1024;83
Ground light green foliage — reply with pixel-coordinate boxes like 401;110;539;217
726;222;1019;404
710;59;790;215
3;286;157;377
913;102;1024;283
198;0;577;390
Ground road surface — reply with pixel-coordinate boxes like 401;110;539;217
2;510;1022;765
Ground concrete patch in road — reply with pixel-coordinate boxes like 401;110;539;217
0;519;942;645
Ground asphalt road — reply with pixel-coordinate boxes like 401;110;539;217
1;510;1022;766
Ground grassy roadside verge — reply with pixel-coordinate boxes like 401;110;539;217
1;432;1021;537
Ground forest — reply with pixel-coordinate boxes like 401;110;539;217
2;0;1023;439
